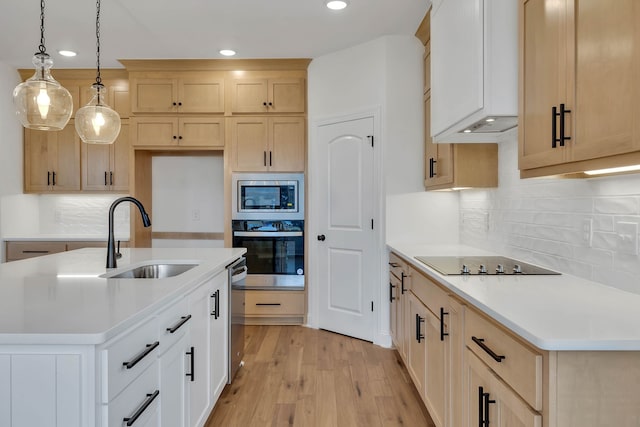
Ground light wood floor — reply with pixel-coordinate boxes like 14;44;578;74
206;325;435;427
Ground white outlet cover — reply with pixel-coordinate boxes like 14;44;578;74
616;221;638;255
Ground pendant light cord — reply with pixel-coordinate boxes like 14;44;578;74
95;0;102;85
38;0;47;54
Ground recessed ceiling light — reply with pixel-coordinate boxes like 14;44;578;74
219;49;236;57
326;0;349;10
58;50;77;57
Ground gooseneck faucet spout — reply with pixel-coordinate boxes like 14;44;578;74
107;196;151;268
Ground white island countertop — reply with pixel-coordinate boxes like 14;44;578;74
0;247;245;345
388;242;640;351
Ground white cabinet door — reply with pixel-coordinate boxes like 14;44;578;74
210;271;229;404
159;333;189;427
187;280;213;427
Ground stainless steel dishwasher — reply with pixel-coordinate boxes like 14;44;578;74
227;256;247;382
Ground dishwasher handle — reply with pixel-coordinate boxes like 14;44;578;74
231;265;248;283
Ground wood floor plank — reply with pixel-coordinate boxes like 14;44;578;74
206;325;435;427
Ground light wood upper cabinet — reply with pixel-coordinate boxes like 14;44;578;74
82;123;130;192
131;116;224;149
229;116;305;172
24;122;81;193
130;73;225;114
519;0;640;177
230;78;305;113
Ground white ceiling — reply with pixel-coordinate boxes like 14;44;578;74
1;0;430;70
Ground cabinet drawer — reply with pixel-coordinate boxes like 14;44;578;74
6;241;67;261
245;290;304;316
100;317;160;403
410;267;449;318
156;297;190;354
105;361;160;427
465;308;542;410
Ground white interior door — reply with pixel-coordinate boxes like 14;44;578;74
316;116;375;341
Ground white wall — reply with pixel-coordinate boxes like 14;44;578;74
151;155;224;248
460;133;640;294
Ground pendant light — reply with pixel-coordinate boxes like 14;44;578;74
75;0;120;144
12;0;73;131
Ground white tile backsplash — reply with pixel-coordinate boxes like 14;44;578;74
460;132;640;292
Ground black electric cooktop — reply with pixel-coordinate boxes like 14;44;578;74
415;256;560;276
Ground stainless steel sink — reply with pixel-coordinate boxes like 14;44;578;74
107;263;197;279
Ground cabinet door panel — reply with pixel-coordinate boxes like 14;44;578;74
111;123;130;191
132;78;176;113
188;281;213;427
519;0;567;170
425;309;446;427
571;0;640;162
52;124;81;191
24;128;51;192
269;117;305;172
160;333;189;427
180;117;224;147
407;293;427;395
269;78;305;113
82;141;111;191
180;77;224;113
230;117;269;171
132;117;177;146
230;79;268;113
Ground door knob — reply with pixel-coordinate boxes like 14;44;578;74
317;235;326;241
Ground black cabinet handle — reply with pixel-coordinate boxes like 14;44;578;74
400;272;407;294
122;341;160;369
472;336;505;363
560;103;571;147
173;135;178;140
123;390;159;426
317;234;326;241
186;346;195;382
47;171;51;186
269;151;272;166
552;105;559;148
210;289;220;319
388;262;400;267
263;151;267;166
256;303;281;306
178;136;183;140
440;307;449;341
110;171;113;186
173;102;177;106
389;282;396;302
429;158;437;178
268;102;273;107
178;102;182;106
52;171;56;186
263;102;268;106
415;314;425;343
478;386;484;427
166;315;191;334
484;390;495;426
22;250;49;254
104;171;108;186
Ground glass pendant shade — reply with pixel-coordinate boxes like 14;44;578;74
75;83;121;144
13;53;73;131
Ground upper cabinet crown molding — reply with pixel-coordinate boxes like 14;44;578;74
119;59;311;72
431;0;518;143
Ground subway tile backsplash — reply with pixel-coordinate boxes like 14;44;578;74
460;134;640;293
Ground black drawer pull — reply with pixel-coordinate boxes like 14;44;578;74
416;313;425;343
22;250;50;254
400;272;407;294
186;346;195;382
552;105;559;148
122;341;160;369
166;315;191;334
104;171;108;186
388;262;400;267
559;103;571;147
440;307;449;341
389;282;396;302
472;336;505;363
210;289;220;319
110;171;113;186
123;390;159;426
256;303;281;306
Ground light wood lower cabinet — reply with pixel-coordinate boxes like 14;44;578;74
244;290;304;325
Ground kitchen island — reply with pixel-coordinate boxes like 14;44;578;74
0;247;245;427
387;242;640;427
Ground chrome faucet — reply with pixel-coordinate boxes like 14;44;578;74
107;197;151;268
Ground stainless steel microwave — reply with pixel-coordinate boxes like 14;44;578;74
231;173;304;220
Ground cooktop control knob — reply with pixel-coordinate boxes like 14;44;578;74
513;264;522;274
461;264;470;275
495;264;505;274
478;264;487;274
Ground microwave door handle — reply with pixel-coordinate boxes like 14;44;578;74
233;231;303;237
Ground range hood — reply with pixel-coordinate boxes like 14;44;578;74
430;0;517;143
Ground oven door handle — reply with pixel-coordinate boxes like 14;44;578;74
233;231;303;237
